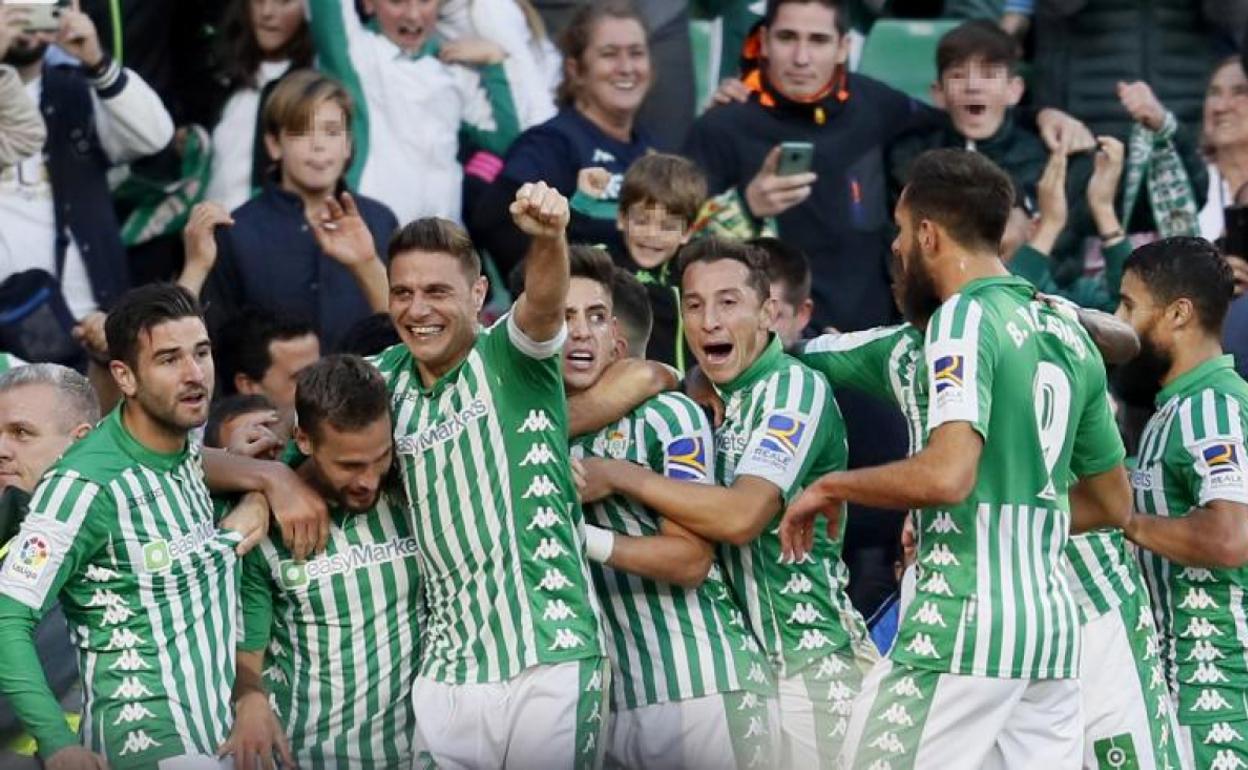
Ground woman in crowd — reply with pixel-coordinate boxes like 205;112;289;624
205;0;313;212
1201;55;1248;240
471;0;657;278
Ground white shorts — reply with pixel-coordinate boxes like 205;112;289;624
606;691;779;770
840;659;1083;769
1081;597;1187;770
410;658;609;770
778;649;871;770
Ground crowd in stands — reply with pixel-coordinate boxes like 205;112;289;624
1;0;1248;764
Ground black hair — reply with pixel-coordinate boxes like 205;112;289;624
569;244;617;291
936;20;1021;78
1124;237;1235;334
388;218;482;279
902;149;1015;252
751;236;811;307
611;267;653;356
763;0;848;36
215;307;317;396
105;284;205;368
295;354;389;441
204;393;275;448
676;238;771;301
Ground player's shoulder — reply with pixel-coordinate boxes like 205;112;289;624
51;421;139;491
634;391;711;431
802;323;915;357
1175;379;1248;445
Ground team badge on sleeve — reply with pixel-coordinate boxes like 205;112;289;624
665;437;708;481
759;415;806;458
1200;441;1248;495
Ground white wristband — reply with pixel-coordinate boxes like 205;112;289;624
585;525;616;563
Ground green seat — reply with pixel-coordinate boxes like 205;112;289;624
857;19;962;105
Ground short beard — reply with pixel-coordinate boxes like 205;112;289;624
3;40;49;69
899;239;943;328
1112;332;1172;409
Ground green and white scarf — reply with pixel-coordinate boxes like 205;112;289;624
1121;111;1200;238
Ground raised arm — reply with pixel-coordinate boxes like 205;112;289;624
509;181;571;344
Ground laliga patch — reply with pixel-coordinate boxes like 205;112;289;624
1201;441;1247;492
665;437;708;482
749;414;807;473
932;354;966;409
5;531;52;586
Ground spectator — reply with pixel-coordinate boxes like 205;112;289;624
0;4;173;325
1200;56;1248;241
472;0;657;276
204;0;314;212
1008;138;1130;312
203;393;281;459
214;309;320;426
611;152;706;369
752;236;813;347
306;0;522;224
439;0;561;129
0;7;45;165
196;71;395;351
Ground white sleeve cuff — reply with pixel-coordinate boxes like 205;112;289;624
506;311;566;360
584;525;616;563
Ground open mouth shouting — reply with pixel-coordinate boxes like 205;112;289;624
702;341;735;367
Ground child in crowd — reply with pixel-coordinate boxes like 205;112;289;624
888;20;1097;286
188;70;396;351
306;0;524;223
607;152;708;370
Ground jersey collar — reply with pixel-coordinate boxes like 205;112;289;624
1156;354;1236;405
958;274;1034;296
719;335;784;397
105;404;191;473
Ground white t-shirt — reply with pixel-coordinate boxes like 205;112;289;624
1200;163;1233;242
0;77;97;319
205;60;291;212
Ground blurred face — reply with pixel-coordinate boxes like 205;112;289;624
250;0;305;57
999;205;1033;263
935;56;1022;141
760;3;849;101
389;251;488;385
1205;60;1248;152
298;417;393;512
618;202;690;270
0;384;90;493
1114;271;1176;408
569;17;652;123
2;29;53;68
682;259;775;384
237;333;321;415
266;99;351;199
216;408;284;460
363;0;438;54
113;317;215;436
563;277;617;393
891;196;942;327
769;281;812;348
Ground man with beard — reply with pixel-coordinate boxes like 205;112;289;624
1117;237;1248;770
0;285;270;770
579;237;872;769
221;354;423;770
778;149;1132;767
0;0;172;319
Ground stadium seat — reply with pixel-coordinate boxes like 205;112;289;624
856;19;962;105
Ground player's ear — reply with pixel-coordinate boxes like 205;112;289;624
471;274;489;314
1169;297;1196;330
759;293;779;331
293;424;314;457
109;360;138;399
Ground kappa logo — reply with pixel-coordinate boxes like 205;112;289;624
108;649;151;673
586;669;603;692
263;664;289;686
523;475;559;498
1193;689;1234;712
788;602;825;624
1183;617;1224;639
113;703;156;725
118;730;160;756
1205;722;1245;745
779;574;814;595
518;409;555;433
520;443;557;467
106;628;146;651
537;568;574;591
759;414;806;458
665;437;708;481
112;676;153;701
542;600;578;621
1188;641;1226;663
738;692;761;711
925;512;961;535
920;573;954;597
869;732;906;755
1180;567;1217;583
534;537;569;560
904;633;940;658
795;629;832;651
923;543;960;567
548;628;585;651
740;635;761;654
867;761;894;770
747;663;768;685
87;589;127;608
84;564;119;583
1179;588;1220;611
890;677;922;698
827;682;855;704
879;703;914;727
1211;751;1248;770
932;355;965;394
527;506;560;530
744;716;767;739
813;654;848;679
1186;663;1230;685
913;601;948;628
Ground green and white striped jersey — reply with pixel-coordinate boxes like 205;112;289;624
569;392;774;710
371;314;603;684
0;406;239;767
889;277;1124;679
800;323;1138;625
1133;354;1248;724
241;493;422;769
0;352;26;374
713;337;868;676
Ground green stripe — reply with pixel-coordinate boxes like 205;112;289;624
307;0;372;190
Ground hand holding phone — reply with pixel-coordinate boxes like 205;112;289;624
776;142;814;177
745;144;818;218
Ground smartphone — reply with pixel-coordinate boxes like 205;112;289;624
11;0;62;33
1225;205;1248;258
776;142;814;176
